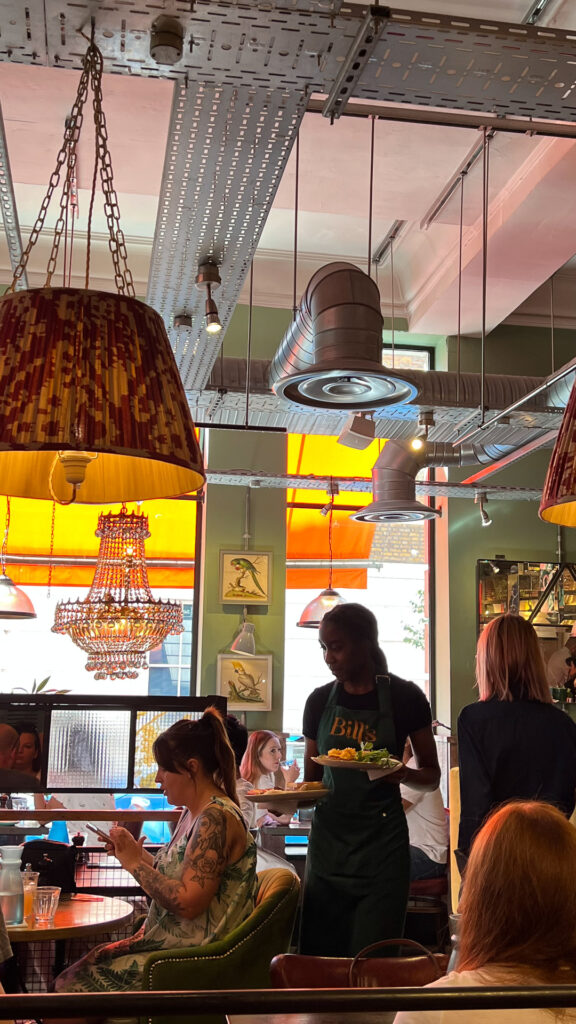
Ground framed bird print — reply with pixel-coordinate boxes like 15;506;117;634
219;550;272;605
216;654;273;711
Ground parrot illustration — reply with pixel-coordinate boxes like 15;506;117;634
230;661;264;702
228;557;266;596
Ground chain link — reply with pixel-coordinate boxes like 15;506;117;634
89;46;135;296
0;497;9;577
8;41;134;295
47;501;56;599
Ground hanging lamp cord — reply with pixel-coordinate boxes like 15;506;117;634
328;486;334;591
1;498;10;579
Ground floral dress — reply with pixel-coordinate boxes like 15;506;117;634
55;796;257;992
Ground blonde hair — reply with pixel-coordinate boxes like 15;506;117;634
476;614;551;703
458;802;576;980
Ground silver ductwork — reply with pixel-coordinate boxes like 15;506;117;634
269;262;417;410
269;261;576;415
350;438;537;523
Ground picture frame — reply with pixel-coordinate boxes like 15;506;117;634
219;550;272;605
217;654;273;712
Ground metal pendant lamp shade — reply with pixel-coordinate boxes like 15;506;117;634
0;288;205;504
540;379;576;526
229;621;256;656
0;575;36;619
297;587;345;629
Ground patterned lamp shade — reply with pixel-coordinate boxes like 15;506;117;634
0;288;205;503
540;379;576;526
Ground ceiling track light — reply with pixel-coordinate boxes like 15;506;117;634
476;492;492;528
196;261;222;335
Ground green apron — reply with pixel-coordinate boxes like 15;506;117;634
299;675;409;956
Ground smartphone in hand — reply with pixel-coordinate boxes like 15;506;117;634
85;823;112;843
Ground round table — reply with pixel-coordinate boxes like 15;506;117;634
6;894;134;942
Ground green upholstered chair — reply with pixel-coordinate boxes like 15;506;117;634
140;867;300;1024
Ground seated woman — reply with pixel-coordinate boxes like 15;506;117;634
14;720;42;778
55;708;257;993
239;730;299;827
394;801;576;1023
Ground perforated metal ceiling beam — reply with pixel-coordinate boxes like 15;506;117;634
0;102;27;289
146;81;307;391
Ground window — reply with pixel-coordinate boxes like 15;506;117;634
148;602;194;697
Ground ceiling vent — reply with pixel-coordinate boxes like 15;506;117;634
269;262;417;410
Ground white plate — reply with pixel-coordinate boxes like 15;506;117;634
312;755;402;775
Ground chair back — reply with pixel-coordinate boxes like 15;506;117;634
271;937;449;990
143;868;300;1024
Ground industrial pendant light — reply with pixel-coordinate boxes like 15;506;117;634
297;499;345;628
228;615;256;657
0;35;204;505
0;498;36;620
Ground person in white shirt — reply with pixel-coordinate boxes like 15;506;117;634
394;800;576;1024
401;741;448;880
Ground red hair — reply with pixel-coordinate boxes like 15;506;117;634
458;801;576;980
476;614;551;703
239;730;280;786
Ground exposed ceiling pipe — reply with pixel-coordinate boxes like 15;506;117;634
350;437;534;523
269;262;575;418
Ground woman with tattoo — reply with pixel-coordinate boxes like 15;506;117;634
54;708;257;993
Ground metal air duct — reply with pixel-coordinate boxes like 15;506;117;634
269;262;416;410
269;261;576;416
350;438;531;523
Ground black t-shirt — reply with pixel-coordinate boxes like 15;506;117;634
303;675;432;759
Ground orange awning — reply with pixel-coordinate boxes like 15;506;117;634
286;434;379;589
2;496;196;588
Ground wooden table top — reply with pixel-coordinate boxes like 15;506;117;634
7;894;133;942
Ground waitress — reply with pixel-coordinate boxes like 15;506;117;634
300;603;440;956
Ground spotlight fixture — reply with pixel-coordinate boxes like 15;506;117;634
196;261;222;335
488;560;500;574
476;492;492;528
337;413;375;451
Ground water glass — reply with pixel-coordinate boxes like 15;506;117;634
22;870;39;920
33;885;61;925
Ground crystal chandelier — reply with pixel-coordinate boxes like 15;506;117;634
53;507;183;679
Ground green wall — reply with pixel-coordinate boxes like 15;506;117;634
198;429;287;733
445;324;576;726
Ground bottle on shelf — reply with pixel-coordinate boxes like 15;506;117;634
0;846;23;924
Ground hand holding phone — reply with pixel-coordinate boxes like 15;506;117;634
86;823;112;843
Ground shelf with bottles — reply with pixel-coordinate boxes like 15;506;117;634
477;559;576;634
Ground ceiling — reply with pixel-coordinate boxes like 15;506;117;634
1;0;576;471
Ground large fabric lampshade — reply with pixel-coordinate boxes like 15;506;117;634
540;379;576;526
0;288;205;503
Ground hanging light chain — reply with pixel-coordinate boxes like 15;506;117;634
7;40;134;297
47;501;56;599
89;45;134;297
8;64;90;293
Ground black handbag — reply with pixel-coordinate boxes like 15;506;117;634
20;839;77;893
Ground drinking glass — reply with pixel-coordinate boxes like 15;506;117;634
33;885;61;925
22;870;39;920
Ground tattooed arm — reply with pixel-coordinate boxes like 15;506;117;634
109;805;245;919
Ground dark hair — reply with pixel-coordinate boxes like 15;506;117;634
225;714;248;770
321;603;388;674
152;708;238;805
14;720;42;774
